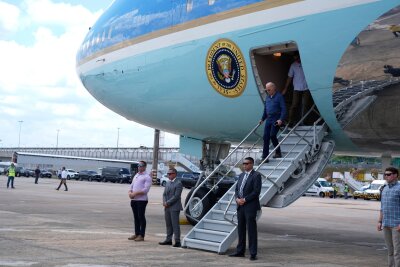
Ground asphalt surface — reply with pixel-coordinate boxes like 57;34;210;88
0;176;387;267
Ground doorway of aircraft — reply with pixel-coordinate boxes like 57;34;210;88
250;42;315;124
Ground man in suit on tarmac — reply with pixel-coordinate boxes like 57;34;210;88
229;157;262;261
159;167;183;247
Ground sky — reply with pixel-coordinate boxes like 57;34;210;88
0;0;179;148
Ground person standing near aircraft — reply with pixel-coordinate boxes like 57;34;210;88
159;167;183;247
259;82;287;162
56;167;68;191
377;167;400;267
282;52;312;127
34;165;41;184
343;183;349;199
128;160;152;242
7;163;16;189
229;157;262;261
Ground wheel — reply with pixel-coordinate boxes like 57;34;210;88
319;192;325;198
184;187;216;226
88;177;92;182
353;197;358;200
119;179;123;184
16;173;20;177
67;175;70;180
102;178;107;182
161;181;166;187
79;177;83;181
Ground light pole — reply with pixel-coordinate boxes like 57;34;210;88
116;127;120;149
56;129;60;150
18;120;23;148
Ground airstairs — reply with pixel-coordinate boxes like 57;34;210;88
182;105;335;253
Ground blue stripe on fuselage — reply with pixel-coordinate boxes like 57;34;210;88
77;0;263;62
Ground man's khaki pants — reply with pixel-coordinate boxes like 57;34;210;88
384;227;400;267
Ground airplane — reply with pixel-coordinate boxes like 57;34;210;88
76;0;400;253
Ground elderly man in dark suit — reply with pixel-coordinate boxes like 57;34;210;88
159;167;183;247
229;157;262;261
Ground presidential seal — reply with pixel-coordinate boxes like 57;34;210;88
206;39;247;98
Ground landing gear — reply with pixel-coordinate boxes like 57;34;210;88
185;187;216;225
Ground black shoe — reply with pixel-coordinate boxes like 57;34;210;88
12;187;15;189
56;188;59;190
159;240;172;245
250;255;257;261
64;189;68;191
273;152;282;158
229;252;245;257
173;242;181;247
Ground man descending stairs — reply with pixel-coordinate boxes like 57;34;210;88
182;122;335;254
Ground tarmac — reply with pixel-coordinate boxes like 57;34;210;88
0;176;387;267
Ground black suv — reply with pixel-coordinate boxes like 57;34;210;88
101;167;132;183
77;170;101;182
177;172;201;189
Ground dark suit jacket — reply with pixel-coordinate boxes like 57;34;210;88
235;170;262;211
163;178;183;211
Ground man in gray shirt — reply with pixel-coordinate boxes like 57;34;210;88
159;168;183;247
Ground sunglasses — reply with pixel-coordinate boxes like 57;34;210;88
167;173;175;175
243;162;251;165
138;164;145;167
384;172;393;176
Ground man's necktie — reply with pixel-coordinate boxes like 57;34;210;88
239;173;249;198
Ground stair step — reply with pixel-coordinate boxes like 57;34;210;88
210;209;236;221
202;218;236;232
192;228;229;242
183;238;220;252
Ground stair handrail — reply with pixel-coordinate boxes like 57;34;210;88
183;123;263;217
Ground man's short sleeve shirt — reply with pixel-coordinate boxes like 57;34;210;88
381;181;400;227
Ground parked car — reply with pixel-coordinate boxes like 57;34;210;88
353;184;371;200
77;170;101;181
65;169;79;179
364;180;386;201
40;170;53;178
101;167;132;183
25;169;36;177
160;174;169;187
177;172;201;189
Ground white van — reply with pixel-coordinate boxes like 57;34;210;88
364;179;386;201
305;178;334;198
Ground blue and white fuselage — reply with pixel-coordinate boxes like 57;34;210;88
77;0;400;155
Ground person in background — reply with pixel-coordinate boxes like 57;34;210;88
377;167;400;267
159;167;183;247
34;166;41;184
332;183;338;199
128;161;152;242
282;52;312;127
343;183;349;199
7;163;16;189
56;167;68;191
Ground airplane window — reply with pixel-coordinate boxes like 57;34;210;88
186;0;193;12
107;28;112;39
102;31;106;42
209;0;215;5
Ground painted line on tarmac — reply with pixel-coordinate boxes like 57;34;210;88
50;229;129;235
0;261;38;266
